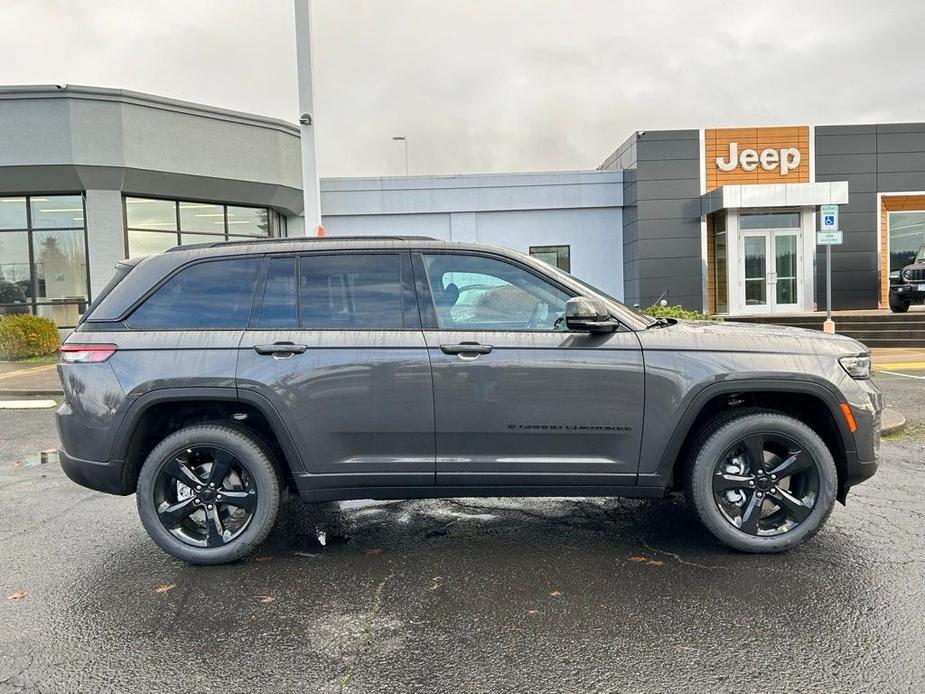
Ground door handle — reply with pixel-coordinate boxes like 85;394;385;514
440;342;493;357
254;342;308;357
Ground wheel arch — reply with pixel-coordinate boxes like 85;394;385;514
658;380;856;503
111;387;305;495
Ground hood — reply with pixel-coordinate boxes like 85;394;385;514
637;319;868;357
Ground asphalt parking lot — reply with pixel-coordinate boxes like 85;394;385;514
1;373;924;693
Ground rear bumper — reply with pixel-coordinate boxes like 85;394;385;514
59;449;131;495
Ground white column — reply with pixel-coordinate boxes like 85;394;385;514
801;207;817;312
83;189;126;298
726;208;741;314
294;0;322;233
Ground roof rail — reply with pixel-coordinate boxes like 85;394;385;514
166;235;439;252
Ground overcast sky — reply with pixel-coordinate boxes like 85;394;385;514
1;0;924;177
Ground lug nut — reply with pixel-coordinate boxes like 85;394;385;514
209;482;215;488
748;481;755;487
216;494;223;500
207;504;214;510
196;485;202;491
757;492;764;498
194;499;201;505
770;474;777;480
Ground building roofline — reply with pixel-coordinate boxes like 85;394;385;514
0;83;300;137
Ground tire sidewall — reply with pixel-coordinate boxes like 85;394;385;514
136;424;280;565
688;413;837;553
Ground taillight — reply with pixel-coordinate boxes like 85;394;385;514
59;343;118;363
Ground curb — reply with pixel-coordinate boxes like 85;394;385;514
881;407;907;436
0;389;62;397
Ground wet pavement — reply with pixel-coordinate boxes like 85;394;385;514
1;379;924;693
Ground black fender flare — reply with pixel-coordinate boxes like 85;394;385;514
643;377;856;488
110;387;306;474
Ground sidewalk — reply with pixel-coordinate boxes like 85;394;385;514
0;361;61;396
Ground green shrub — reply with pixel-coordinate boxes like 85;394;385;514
643;304;722;321
0;314;61;360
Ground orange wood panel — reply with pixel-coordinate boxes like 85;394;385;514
704;126;810;191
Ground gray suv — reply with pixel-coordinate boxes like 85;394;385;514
57;237;882;564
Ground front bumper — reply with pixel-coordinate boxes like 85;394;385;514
59;449;131;495
890;284;925;300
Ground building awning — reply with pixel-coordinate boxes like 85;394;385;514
701;181;849;215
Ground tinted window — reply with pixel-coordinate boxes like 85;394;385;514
258;257;297;328
128;258;260;329
423;254;570;331
300;254;403;329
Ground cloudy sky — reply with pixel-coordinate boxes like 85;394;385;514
1;0;924;177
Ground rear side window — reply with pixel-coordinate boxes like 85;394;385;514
257;257;298;328
300;254;404;329
128;258;260;329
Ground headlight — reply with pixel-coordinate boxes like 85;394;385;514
903;269;914;280
839;355;871;380
889;271;901;281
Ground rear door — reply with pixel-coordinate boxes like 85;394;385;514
414;250;645;488
236;251;435;491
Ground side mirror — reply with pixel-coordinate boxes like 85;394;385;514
565;296;618;333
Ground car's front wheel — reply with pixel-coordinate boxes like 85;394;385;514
889;291;910;313
685;410;837;553
136;423;281;564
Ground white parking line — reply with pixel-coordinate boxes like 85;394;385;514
879;370;925;380
0;399;58;409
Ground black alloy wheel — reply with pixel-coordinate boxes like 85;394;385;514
711;433;819;536
137;424;281;564
685;410;837;553
154;446;258;548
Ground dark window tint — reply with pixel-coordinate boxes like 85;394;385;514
128;258;260;329
300;254;403;329
258;257;297;328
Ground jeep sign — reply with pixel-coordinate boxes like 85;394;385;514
716;142;801;175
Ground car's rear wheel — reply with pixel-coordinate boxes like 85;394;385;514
889;292;910;313
136;423;281;564
685;410;837;553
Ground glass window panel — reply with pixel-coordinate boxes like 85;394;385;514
128;230;179;258
423;253;570;331
125;197;177;230
128;258;261;329
300;254;403;329
0;197;27;230
226;206;270;237
888;211;925;272
180;232;225;246
32;229;88;301
258;257;297;328
740;211;801;230
30;195;85;229
743;236;767;306
529;245;571;272
0;232;32;304
775;234;797;305
179;201;225;233
36;302;84;328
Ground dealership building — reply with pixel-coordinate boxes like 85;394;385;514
2;84;925;327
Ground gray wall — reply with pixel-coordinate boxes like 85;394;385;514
320;171;625;298
815;123;925;309
602;130;702;310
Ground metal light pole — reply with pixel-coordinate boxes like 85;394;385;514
393;136;409;176
294;0;322;235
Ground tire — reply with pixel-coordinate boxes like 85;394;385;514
888;292;910;313
136;423;281;565
684;410;837;553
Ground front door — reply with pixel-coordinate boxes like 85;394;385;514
236;251;435;492
414;251;645;488
738;229;801;314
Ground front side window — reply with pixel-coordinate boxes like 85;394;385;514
300;254;404;329
422;253;570;331
128;258;260;329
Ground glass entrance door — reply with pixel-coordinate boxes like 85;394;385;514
738;230;801;313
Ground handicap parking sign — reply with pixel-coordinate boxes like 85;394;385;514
824;214;835;226
820;204;839;231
